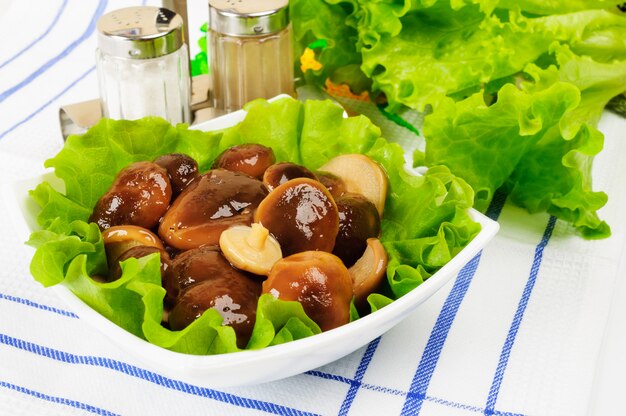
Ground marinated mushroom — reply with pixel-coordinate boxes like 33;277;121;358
87;146;392;341
154;153;199;196
219;223;282;275
254;177;339;256
315;171;347;198
349;238;388;312
333;194;381;267
102;225;165;267
158;169;268;250
168;256;262;348
318;154;388;216
163;246;227;302
212;144;275;179
262;251;353;331
262;162;317;192
108;245;171;283
90;161;172;230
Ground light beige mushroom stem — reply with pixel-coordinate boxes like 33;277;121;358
318;154;388;216
247;223;269;251
219;224;282;275
349;238;388;307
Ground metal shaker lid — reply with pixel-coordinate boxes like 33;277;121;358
97;6;185;59
209;0;289;37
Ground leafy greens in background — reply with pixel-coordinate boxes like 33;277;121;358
291;0;626;238
27;98;479;355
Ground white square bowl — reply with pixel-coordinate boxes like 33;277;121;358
2;101;499;388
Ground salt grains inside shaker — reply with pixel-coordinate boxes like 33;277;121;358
96;7;191;124
208;0;294;113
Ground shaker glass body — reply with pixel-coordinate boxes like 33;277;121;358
96;45;191;124
209;25;294;112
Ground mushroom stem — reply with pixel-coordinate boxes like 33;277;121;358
220;224;282;275
350;238;388;310
247;223;269;250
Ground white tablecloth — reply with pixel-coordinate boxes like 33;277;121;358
1;1;625;415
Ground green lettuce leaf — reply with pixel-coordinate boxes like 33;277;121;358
27;219;106;287
497;0;623;15
423;41;622;237
291;0;365;90
45;117;222;210
135;276;242;354
28;97;479;355
291;0;626;238
247;294;321;349
423;82;581;211
29;182;91;229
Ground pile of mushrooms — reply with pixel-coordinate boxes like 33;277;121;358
89;144;389;348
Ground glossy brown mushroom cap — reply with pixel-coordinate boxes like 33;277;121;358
163;246;224;301
154;153;199;196
158;169;268;250
90;161;172;230
212;144;275;179
333;193;381;267
262;162;317;192
262;251;353;332
254;177;339;256
168;257;261;348
315;171;347;198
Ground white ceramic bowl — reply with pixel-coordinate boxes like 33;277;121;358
3;104;499;388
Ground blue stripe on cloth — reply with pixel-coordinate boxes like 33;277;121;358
423;394;484;413
0;0;144;140
0;65;95;140
336;190;508;415
0;380;119;416
401;253;482;415
0;292;78;318
483;216;557;415
361;384;405;396
0;333;319;416
0;0;106;103
307;370;526;415
400;191;507;415
337;337;381;415
0;287;531;415
423;393;524;416
305;370;354;385
421;392;527;416
485;190;508;221
491;411;527;416
0;293;529;416
0;0;68;70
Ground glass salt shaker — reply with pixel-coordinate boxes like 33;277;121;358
208;0;294;113
96;6;191;124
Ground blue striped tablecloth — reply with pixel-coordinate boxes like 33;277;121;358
1;1;625;415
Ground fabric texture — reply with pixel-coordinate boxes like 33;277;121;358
0;1;624;415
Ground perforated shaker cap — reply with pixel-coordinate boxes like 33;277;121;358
97;6;185;59
209;0;289;37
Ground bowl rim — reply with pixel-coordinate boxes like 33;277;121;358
10;178;496;375
4;96;499;384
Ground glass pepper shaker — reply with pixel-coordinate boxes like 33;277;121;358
208;0;294;113
96;6;191;124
